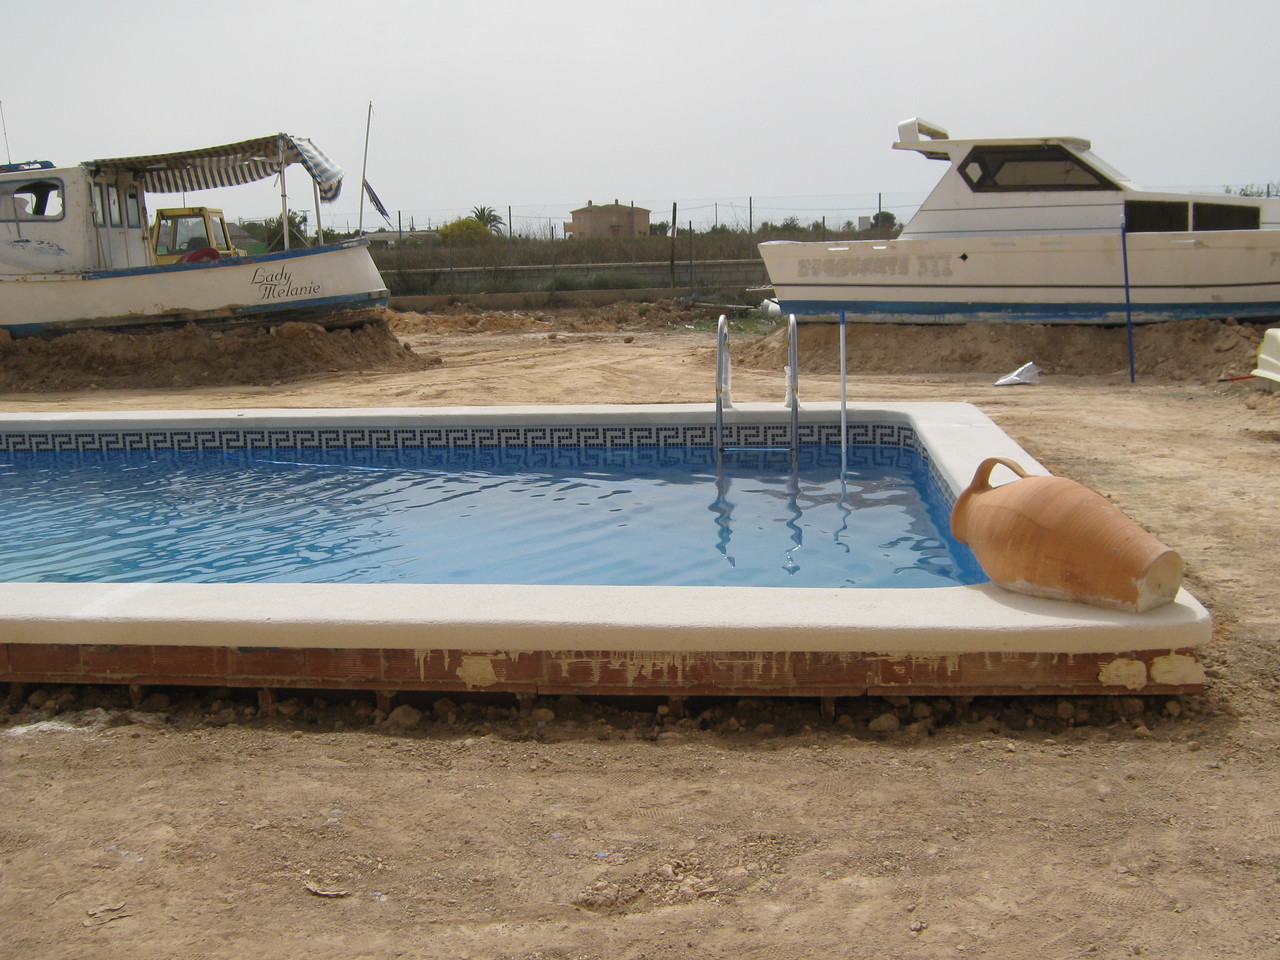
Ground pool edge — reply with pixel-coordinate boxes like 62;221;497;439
0;403;1209;698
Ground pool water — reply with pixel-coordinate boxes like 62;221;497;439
0;443;984;588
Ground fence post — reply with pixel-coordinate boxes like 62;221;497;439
688;221;694;286
669;202;677;288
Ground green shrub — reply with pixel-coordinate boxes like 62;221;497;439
437;217;495;244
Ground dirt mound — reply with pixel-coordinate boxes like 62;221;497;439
388;299;698;336
0;315;430;392
738;317;1270;382
389;310;554;335
570;299;699;331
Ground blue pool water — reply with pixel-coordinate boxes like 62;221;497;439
0;444;984;588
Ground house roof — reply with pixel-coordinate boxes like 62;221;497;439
569;202;650;215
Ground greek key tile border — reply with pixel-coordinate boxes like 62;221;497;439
0;421;923;455
0;421;951;496
1;420;961;508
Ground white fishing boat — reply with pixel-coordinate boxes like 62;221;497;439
760;118;1280;324
0;134;388;338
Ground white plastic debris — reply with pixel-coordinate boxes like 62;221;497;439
4;707;112;737
994;361;1041;386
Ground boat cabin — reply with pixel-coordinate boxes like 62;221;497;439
1;161;152;276
152;207;243;264
3;134;355;285
893;118;1279;239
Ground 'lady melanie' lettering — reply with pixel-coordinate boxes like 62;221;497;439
250;266;322;301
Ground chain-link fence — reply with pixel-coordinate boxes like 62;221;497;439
249;179;1273;247
298;191;930;242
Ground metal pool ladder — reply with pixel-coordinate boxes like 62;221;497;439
715;313;799;467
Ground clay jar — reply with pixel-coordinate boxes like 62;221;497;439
951;457;1182;613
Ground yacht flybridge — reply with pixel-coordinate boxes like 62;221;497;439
760;118;1280;323
0;134;387;338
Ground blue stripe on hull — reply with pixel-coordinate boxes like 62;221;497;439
235;291;389;316
2;291;388;338
81;239;372;281
776;298;1280;323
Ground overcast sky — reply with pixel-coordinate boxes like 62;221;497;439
4;0;1279;232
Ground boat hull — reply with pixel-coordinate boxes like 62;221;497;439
760;231;1280;323
0;240;389;337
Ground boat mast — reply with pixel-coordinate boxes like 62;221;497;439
278;134;290;251
313;178;324;246
0;101;11;164
358;102;372;237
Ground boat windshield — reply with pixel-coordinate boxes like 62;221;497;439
959;145;1119;192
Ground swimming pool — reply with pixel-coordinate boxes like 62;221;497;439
0;442;983;589
0;403;1210;699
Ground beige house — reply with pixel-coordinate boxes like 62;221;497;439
563;200;650;239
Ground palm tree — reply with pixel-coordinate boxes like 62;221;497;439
470;205;505;235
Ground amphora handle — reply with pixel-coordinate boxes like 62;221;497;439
966;457;1029;494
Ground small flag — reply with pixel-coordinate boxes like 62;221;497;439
363;179;391;223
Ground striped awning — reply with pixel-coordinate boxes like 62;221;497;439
88;134;344;201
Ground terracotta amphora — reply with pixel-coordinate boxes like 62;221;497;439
951;457;1182;613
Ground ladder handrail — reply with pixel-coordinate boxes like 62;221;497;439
716;312;801;466
838;310;848;476
787;314;799;469
715;314;730;463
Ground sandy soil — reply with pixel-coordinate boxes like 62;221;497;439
2;304;1279;959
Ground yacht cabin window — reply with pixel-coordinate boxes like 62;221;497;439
959;145;1118;192
106;185;122;227
1193;202;1260;231
1124;200;1188;233
0;180;64;221
125;190;142;229
1125;199;1261;233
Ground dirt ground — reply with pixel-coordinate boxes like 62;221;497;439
1;303;1279;960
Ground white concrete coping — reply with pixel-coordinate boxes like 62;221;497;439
1;581;1208;655
0;403;1209;655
